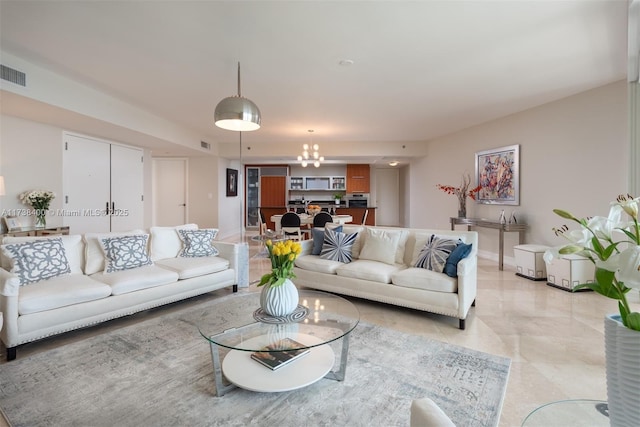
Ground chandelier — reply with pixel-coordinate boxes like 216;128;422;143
297;130;324;167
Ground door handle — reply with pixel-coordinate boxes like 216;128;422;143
179;204;186;207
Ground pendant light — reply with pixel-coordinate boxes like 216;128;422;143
214;62;261;131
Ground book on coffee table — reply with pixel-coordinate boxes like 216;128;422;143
250;338;310;370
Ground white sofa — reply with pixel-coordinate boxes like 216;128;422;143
0;224;247;361
293;225;478;329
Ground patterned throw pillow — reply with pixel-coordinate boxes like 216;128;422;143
311;225;343;255
414;235;459;273
177;229;219;257
100;234;153;273
320;228;358;263
1;238;71;285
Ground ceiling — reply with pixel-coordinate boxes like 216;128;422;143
0;1;630;164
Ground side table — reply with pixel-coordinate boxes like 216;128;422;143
521;399;608;426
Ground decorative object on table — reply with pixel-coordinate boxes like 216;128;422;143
545;194;640;426
499;209;506;224
2;216;21;232
258;239;302;317
250;337;310;371
19;189;55;228
333;193;342;205
436;173;481;218
306;204;321;216
475;144;519;205
509;211;517;224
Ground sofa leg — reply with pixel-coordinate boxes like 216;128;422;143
459;319;466;330
472;299;476;307
232;284;238;293
6;347;16;361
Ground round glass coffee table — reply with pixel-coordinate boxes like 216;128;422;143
198;290;360;396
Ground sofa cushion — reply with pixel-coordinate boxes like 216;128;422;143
18;273;112;315
341;225;365;258
443;243;473;277
413;235;459;273
359;227;402;265
150;224;198;261
336;259;404;284
1;234;84;274
311;225;342;255
177;229;219;257
391;267;458;293
320;228;358;263
155;256;229;279
295;254;343;274
90;265;180;295
84;229;146;274
1;238;71;285
100;234;153;273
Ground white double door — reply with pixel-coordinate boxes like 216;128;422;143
63;133;144;234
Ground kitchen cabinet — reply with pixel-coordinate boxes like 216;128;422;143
289;176;345;191
346;164;370;193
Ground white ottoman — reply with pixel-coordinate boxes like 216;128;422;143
545;254;595;292
514;244;549;281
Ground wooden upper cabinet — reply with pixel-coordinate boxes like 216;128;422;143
346;164;370;193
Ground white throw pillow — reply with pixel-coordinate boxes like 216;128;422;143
359;228;401;265
149;224;198;260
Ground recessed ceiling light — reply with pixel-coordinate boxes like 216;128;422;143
338;59;354;66
389;161;399;167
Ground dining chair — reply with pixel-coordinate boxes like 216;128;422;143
361;209;369;225
280;212;304;241
313;212;333;228
258;209;268;236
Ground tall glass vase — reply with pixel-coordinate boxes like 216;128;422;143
458;198;467;218
35;212;46;228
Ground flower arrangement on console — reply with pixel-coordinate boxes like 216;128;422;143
19;189;56;228
436;173;482;218
258;239;303;287
545;194;640;331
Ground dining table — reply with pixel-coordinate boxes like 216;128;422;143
270;213;353;234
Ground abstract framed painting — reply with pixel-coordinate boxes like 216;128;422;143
226;168;238;197
475;144;519;205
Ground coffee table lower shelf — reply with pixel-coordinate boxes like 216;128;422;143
222;334;334;393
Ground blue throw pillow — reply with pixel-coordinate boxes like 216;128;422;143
311;225;342;255
443;242;472;277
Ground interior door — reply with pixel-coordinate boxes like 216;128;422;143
110;144;144;231
63;134;111;234
375;168;400;226
152;158;187;226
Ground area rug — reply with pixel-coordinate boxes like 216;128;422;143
0;294;510;427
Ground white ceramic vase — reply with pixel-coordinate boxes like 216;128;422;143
605;314;640;427
260;278;299;317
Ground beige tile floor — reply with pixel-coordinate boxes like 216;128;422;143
1;236;638;427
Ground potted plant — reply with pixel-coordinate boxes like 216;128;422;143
333;193;342;205
258;239;302;317
545;194;640;426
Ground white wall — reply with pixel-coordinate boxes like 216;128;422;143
216;158;242;240
410;80;629;264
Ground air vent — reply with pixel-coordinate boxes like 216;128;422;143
0;64;26;87
201;141;211;150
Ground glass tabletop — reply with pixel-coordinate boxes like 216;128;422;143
521;399;608;426
198;290;360;352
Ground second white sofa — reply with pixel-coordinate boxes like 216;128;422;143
294;225;478;329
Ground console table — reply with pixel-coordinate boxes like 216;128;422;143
1;226;70;237
450;217;526;271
